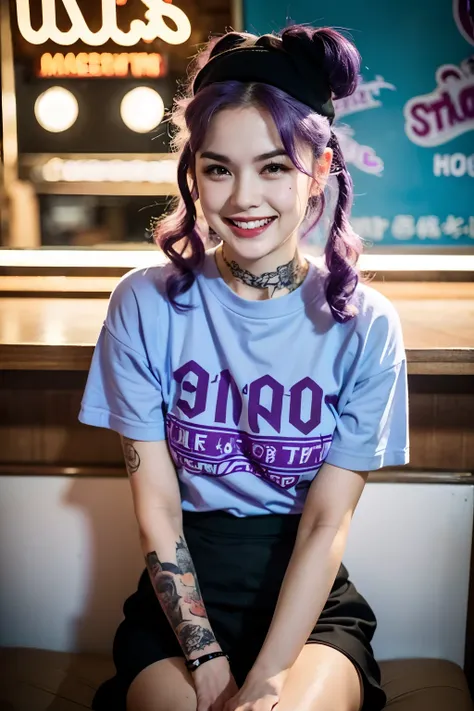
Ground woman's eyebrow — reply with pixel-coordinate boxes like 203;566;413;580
199;149;288;163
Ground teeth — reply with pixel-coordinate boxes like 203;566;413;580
232;218;273;229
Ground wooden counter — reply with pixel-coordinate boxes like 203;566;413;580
0;278;473;476
0;279;473;374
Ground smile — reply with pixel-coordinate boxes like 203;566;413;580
226;217;275;229
223;216;277;239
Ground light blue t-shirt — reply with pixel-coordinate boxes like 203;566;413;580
79;249;409;517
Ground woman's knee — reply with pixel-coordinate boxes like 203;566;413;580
126;657;197;711
276;644;363;711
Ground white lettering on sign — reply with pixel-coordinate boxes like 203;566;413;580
352;214;474;241
333;125;384;176
15;0;191;47
332;77;394;177
389;214;474;240
351;216;390;241
433;153;474;177
335;76;396;118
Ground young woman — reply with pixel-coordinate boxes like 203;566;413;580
79;25;409;711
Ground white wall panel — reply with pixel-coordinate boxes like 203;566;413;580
0;477;472;664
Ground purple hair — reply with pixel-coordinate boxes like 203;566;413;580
155;25;363;323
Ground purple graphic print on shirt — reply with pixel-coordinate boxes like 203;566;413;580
167;360;335;489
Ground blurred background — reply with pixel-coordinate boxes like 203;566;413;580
0;0;473;252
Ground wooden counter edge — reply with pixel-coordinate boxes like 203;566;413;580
1;345;474;374
0;344;90;371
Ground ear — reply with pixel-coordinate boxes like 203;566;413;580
310;147;333;196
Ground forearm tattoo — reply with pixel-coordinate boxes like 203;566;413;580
122;437;140;475
222;248;308;297
146;538;216;655
178;623;216;651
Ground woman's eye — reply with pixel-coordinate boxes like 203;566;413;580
262;163;290;175
202;163;290;178
203;165;230;177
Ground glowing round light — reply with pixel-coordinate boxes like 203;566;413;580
120;87;165;133
34;87;79;133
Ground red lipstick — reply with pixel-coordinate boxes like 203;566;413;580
224;216;276;239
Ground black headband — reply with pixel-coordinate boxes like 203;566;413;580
192;38;335;124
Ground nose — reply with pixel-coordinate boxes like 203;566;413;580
231;172;261;211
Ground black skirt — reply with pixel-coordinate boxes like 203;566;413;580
92;510;386;711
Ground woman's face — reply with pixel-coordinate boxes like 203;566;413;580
195;105;332;266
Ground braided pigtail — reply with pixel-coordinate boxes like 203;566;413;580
303;26;362;321
324;134;362;322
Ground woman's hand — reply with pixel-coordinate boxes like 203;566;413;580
222;669;289;711
193;655;240;711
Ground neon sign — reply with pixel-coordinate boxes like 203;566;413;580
15;0;192;47
39;52;166;78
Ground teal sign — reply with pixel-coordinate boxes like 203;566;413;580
243;0;474;247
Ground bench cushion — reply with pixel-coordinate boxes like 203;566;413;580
379;658;473;710
0;648;472;710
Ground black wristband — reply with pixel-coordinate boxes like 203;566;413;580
185;651;229;672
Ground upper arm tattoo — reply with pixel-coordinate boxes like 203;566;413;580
122;437;140;475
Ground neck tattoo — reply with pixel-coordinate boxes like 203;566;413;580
221;248;307;297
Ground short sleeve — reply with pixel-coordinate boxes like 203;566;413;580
325;288;409;471
325;360;409;471
78;272;166;441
